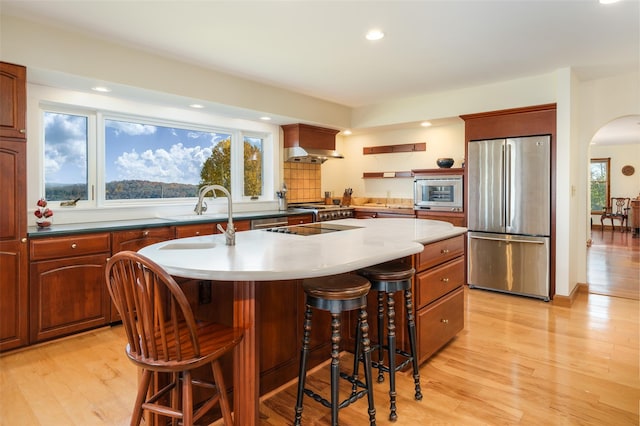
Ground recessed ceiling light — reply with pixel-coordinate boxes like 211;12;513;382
189;103;204;109
599;0;620;4
421;121;432;127
365;29;385;41
91;86;111;93
342;129;352;135
260;116;272;121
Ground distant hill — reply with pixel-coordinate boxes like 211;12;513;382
45;180;199;201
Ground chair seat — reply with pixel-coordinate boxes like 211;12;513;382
127;321;244;371
358;261;415;281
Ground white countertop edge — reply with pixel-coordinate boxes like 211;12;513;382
138;218;467;281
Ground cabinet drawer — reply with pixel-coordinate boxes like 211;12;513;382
111;227;174;252
30;233;111;261
416;257;464;307
416;234;464;271
174;223;217;238
417;286;464;363
288;214;313;225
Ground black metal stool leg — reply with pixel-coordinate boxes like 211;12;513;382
351;311;363;395
294;305;313;425
359;307;377;426
405;288;423;400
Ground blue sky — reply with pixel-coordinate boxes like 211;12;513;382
44;113;229;185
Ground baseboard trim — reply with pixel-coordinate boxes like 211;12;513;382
552;283;588;307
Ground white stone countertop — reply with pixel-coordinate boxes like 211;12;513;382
138;218;466;281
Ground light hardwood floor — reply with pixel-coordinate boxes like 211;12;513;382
2;285;638;425
587;228;639;300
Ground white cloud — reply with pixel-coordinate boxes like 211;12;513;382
108;121;157;136
114;142;213;183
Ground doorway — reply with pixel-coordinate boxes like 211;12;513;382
587;115;640;300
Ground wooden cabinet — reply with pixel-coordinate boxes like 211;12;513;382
175;223;218;238
355;209;415;219
0;62;27;139
111;226;175;253
414;235;465;363
415;210;465;227
288;214;313;225
29;233;111;343
110;226;175;321
221;219;250;233
0;62;28;352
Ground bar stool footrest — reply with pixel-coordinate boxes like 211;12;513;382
302;384;369;410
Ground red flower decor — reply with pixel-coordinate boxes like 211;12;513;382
34;197;53;228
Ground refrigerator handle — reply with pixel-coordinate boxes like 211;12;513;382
505;141;512;228
468;234;545;244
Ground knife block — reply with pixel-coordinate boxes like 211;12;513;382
341;194;352;207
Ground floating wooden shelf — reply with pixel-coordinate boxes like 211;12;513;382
362;171;414;179
363;142;426;155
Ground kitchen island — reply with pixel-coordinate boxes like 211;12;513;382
139;218;466;425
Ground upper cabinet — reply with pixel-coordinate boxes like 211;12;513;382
0;62;27;140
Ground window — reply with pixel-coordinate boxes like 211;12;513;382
590;157;610;213
42;106;271;206
43;111;89;202
104;118;231;200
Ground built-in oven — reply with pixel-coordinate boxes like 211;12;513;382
414;174;463;212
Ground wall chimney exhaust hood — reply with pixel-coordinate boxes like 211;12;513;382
282;123;342;164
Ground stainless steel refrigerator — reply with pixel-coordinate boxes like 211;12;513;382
467;135;551;301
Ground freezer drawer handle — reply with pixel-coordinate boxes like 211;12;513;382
469;235;545;245
440;319;449;324
440;277;449;283
440;248;450;254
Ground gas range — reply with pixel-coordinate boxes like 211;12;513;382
289;202;355;222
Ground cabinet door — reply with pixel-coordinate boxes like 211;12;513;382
416;286;464;363
0;139;28;351
174;223;217;238
215;219;250;233
30;253;110;343
0;62;27;140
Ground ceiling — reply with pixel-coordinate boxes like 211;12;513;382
2;0;639;144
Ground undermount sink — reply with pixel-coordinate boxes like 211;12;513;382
158;213;228;222
159;242;217;250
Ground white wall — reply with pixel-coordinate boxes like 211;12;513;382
322;122;465;200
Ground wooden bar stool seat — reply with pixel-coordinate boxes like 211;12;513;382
356;261;422;421
294;273;377;426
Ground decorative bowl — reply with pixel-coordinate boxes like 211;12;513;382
436;158;455;168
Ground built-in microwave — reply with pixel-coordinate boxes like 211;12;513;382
414;175;463;211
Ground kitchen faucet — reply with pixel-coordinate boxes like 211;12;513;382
194;184;235;246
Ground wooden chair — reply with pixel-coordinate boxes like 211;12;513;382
105;251;243;426
600;197;631;232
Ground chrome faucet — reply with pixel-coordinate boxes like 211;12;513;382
194;184;236;246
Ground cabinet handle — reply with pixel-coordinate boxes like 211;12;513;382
71;243;77;249
440;249;449;254
19;129;26;134
21;238;27;243
106;257;111;263
440;318;449;324
143;231;149;237
195;231;200;235
440;277;449;283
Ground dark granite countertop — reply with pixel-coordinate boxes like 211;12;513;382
28;209;311;238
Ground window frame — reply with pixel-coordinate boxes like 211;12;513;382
37;97;276;211
590;157;611;214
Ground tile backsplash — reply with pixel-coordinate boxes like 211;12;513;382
283;162;321;202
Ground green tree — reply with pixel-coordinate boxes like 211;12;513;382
200;138;231;191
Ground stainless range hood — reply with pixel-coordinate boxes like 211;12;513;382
282;123;343;163
284;146;343;163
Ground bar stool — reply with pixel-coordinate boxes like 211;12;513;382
294;273;377;426
355;261;422;421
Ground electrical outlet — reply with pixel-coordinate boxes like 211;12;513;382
198;281;212;304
